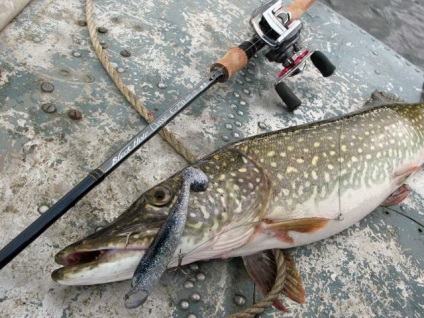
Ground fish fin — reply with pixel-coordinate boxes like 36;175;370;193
242;250;305;311
242;249;288;312
381;184;409;206
282;253;305;304
262;217;330;243
395;165;420;181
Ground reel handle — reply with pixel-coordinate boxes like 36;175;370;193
275;81;302;111
310;50;336;77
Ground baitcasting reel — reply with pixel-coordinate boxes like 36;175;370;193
250;0;335;111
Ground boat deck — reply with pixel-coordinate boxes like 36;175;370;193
0;0;423;317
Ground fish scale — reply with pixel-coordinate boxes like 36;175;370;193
52;103;424;285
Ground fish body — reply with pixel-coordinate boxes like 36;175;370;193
124;167;208;308
52;103;424;285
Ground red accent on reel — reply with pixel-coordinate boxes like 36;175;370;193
277;49;310;78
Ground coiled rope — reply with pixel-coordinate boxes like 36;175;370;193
227;250;287;318
85;0;287;316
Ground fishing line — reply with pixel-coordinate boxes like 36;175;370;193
384;206;424;228
337;118;344;221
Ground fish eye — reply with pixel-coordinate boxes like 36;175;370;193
147;186;172;207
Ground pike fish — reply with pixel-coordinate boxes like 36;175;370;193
52;103;424;299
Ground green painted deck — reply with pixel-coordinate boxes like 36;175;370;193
0;0;423;317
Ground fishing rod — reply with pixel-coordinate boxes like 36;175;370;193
0;0;334;269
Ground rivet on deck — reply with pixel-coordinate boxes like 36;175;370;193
83;75;95;83
179;299;190;310
196;272;205;281
184;280;194;289
59;69;71;76
190;293;201;302
72;51;82;58
41;82;54;93
258;122;267;130
37;205;49;214
97;27;108;34
120;50;131;57
233;295;246;306
68;110;83;120
41;103;57;114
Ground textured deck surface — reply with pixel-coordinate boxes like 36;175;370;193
0;0;423;317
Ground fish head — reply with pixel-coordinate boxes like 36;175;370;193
52;149;271;285
52;174;185;285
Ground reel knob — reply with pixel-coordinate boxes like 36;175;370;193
310;50;336;77
275;81;301;111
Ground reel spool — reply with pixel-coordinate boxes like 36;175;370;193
250;0;336;111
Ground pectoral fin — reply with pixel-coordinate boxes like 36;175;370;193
381;184;409;206
394;165;420;182
242;250;305;311
262;217;330;243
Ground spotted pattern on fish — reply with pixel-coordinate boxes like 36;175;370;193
185;149;272;245
52;103;424;285
229;104;424;219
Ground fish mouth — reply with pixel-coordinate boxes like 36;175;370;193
51;197;181;285
52;240;152;285
52;178;183;286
